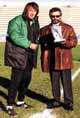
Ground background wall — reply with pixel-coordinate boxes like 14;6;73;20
0;2;80;42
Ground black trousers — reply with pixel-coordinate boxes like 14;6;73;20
7;61;33;105
50;69;73;105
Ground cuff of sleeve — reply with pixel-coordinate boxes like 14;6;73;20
23;40;31;48
27;41;31;47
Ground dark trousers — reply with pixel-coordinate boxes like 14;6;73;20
7;64;32;105
50;69;73;105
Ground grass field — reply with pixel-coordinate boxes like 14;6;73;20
0;42;80;118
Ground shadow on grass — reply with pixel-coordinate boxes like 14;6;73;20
0;76;9;100
0;76;50;108
0;101;7;113
26;89;50;105
0;77;9;112
0;76;10;89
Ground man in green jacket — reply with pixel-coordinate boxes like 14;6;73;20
5;2;40;116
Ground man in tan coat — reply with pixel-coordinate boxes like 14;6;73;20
39;7;77;110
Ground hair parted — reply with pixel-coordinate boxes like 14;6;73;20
49;7;62;17
23;2;39;16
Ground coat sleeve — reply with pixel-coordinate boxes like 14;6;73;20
65;27;77;49
7;20;31;48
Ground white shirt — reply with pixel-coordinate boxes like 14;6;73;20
51;23;64;42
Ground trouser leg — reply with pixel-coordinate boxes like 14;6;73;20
17;55;33;101
50;70;60;102
7;68;23;105
17;70;32;101
61;69;73;105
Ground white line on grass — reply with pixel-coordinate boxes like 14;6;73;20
29;67;80;118
61;67;80;96
29;109;55;118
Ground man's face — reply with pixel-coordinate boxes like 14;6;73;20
50;11;61;24
26;6;37;20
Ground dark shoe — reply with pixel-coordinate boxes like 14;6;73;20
47;101;61;109
63;103;73;111
16;103;32;109
7;108;18;117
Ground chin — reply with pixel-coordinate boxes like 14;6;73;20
28;18;33;21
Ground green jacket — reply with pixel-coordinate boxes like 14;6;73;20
5;15;40;69
7;15;34;48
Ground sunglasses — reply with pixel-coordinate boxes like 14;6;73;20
50;15;61;18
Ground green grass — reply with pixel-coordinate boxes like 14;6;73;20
0;43;5;66
0;42;80;118
72;44;80;61
56;75;80;118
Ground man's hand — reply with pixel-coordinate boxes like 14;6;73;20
29;43;38;50
61;40;66;45
60;40;66;48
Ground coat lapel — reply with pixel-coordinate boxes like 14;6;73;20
60;22;66;39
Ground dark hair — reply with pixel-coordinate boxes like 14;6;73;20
49;7;62;17
23;2;39;16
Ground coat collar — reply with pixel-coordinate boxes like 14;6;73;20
49;22;66;38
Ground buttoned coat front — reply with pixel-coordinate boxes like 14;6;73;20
40;22;77;71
